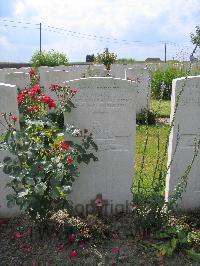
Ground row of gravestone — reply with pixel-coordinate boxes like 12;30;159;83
0;64;151;113
0;75;200;217
0;63;156;84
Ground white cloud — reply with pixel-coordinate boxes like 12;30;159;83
0;35;15;50
4;0;199;61
12;0;198;38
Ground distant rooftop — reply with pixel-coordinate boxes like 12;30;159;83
145;58;162;62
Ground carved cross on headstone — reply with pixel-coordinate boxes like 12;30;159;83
90;194;108;213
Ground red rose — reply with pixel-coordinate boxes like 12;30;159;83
27;229;32;235
69;249;77;258
60;141;70;150
22;88;29;94
32;105;39;112
29;91;35;97
66;155;74;165
41;95;50;104
79;240;85;249
68;233;75;243
11;116;17;122
72;89;77;95
27;106;33;112
31;85;40;93
11;232;23;240
48;100;56;109
50;84;60;91
29;68;36;78
17;94;23;106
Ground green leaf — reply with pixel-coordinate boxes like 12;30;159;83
26;177;35;186
34;182;47;195
6;194;15;201
50;188;60;199
3;165;12;174
61;185;72;194
186;249;200;262
18;189;29;197
3;156;12;164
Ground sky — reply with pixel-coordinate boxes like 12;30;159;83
0;0;199;62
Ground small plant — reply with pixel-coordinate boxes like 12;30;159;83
151;65;186;100
136;108;156;125
151;217;200;261
95;48;117;70
31;50;68;67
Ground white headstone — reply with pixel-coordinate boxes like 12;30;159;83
166;76;200;210
0;69;6;83
18;67;31;73
125;67;151;113
0;83;20;217
40;69;70;99
0;68;17;83
5;72;30;89
63;77;137;215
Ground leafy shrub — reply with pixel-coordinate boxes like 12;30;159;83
95;48;117;70
151;65;186;100
136;109;156;125
31;50;68;67
0;83;98;223
152;217;200;259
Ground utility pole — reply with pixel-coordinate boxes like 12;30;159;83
164;43;167;63
40;23;42;53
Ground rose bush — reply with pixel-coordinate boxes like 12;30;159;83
0;80;98;222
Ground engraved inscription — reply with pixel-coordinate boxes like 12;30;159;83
180;87;200;106
73;88;133;108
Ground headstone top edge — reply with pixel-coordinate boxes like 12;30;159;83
0;83;17;88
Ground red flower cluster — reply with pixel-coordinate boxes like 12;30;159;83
29;68;36;78
66;155;74;165
17;85;56;111
41;95;56;109
68;233;75;243
18;243;32;253
11;232;23;240
60;141;70;150
69;249;78;258
31;85;41;94
11;116;17;122
71;89;77;96
27;105;39;112
50;84;61;91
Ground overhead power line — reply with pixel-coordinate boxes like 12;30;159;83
0;17;194;61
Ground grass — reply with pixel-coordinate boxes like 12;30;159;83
151;99;171;118
134;124;170;192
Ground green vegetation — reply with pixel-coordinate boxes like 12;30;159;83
95;48;117;70
151;65;186;100
31;50;68;67
135;124;170;191
151;99;171;118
